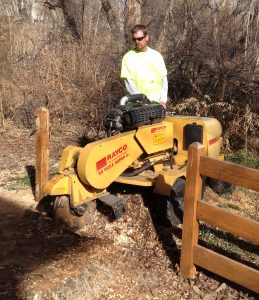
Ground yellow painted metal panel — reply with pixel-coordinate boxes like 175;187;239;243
43;174;70;195
115;175;156;186
58;145;82;173
135;121;174;154
69;173;107;206
42;173;107;206
77;131;143;189
153;166;187;196
165;116;222;159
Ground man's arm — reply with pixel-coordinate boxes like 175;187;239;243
124;78;139;95
160;75;168;109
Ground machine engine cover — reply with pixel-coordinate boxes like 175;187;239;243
104;104;165;132
103;109;123;132
122;104;165;129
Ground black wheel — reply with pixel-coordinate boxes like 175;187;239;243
54;196;96;231
167;176;206;226
167;178;185;226
207;178;235;195
151;195;169;226
153;177;205;227
37;195;55;218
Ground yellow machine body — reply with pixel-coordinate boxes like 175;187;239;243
135;121;174;154
43;146;107;207
168;116;223;160
77;131;142;189
43;114;223;207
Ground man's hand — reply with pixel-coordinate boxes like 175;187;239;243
160;101;167;110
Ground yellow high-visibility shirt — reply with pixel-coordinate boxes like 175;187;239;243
121;47;167;102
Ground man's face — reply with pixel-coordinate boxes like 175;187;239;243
132;30;149;52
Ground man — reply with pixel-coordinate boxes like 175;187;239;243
121;24;168;109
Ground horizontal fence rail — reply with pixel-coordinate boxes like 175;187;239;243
180;142;259;294
197;200;259;245
193;245;259;293
200;156;259;192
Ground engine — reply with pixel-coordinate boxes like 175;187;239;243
104;94;165;133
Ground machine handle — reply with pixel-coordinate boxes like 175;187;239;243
119;94;151;106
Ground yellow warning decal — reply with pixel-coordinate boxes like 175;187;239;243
153;131;165;145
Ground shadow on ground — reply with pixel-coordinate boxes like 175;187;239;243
25;165;36;197
0;195;98;300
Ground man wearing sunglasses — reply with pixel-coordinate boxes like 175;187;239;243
121;24;168;109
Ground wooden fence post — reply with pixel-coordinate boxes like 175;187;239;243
0;87;4;133
180;142;205;278
35;107;49;202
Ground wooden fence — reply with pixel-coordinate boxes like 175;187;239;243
35;107;49;202
180;143;259;294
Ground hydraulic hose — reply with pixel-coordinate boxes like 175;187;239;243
121;158;164;177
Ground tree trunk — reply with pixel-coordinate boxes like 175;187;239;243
100;0;125;51
60;0;84;39
0;94;4;133
124;0;142;45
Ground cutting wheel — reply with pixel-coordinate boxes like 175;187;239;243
53;196;96;231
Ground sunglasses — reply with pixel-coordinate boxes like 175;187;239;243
132;35;146;42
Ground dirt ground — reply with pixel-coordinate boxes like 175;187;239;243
0;120;258;300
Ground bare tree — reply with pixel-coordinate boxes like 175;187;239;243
60;0;84;39
124;0;142;44
0;0;258;150
100;0;125;50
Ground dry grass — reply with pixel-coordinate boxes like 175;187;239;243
0;2;258;152
0;17;124;130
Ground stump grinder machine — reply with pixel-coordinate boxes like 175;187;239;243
41;94;231;230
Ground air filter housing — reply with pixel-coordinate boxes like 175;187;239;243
104;104;165;132
122;104;165;129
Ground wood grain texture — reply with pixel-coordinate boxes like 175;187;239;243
194;245;259;294
180;143;205;278
197;200;259;245
35;107;49;202
200;156;259;192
